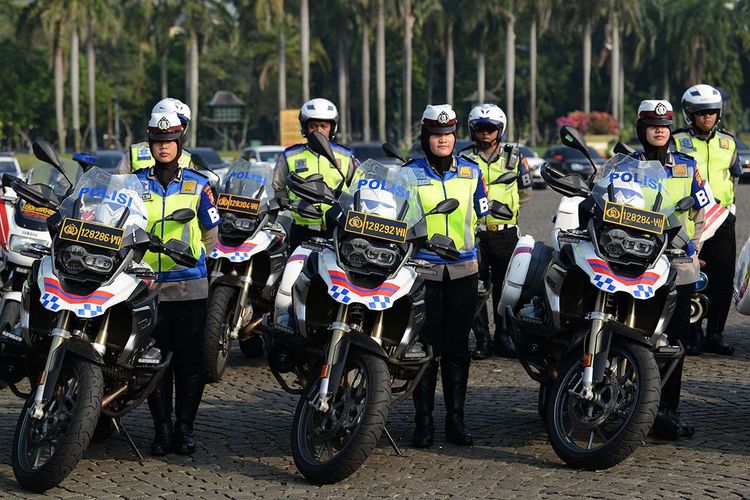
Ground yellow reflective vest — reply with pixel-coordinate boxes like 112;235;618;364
672;130;736;207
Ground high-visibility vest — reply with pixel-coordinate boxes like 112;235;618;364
672;130;736;207
464;148;520;224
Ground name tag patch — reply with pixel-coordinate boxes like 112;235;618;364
60;218;125;251
216;193;260;216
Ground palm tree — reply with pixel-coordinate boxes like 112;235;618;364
525;0;552;145
503;1;517;141
401;0;414;146
358;0;372;141
70;22;81;151
376;0;385;141
300;0;309;102
462;2;501;106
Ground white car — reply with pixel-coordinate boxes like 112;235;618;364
241;145;284;164
0;153;23;179
518;145;546;189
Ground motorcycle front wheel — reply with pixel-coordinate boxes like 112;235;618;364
291;349;391;484
203;285;237;383
12;357;103;492
546;339;660;470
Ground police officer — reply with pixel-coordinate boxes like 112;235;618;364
461;104;532;359
272;98;358;250
406;104;490;448
118;98;194;173
635;99;706;439
673;84;741;355
138;111;221;455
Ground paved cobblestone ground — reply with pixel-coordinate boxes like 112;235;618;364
2;186;750;498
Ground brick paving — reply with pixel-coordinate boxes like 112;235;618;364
1;186;749;498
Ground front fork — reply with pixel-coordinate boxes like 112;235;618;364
30;310;72;419
229;261;254;340
580;291;614;400
311;304;350;412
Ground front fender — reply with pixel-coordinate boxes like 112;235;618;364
325;334;388;399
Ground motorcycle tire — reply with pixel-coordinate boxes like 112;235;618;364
12;357;103;492
203;285;237;383
239;335;265;359
291;349;391;484
546;339;660;470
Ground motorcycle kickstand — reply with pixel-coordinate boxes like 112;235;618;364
383;426;403;457
112;417;145;462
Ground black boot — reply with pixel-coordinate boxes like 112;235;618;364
471;304;492;360
493;332;517;359
147;371;174;456
442;358;473;446
652;409;695;440
703;333;735;355
412;362;438;448
174;372;205;455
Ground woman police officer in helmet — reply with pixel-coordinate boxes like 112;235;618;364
404;104;490;448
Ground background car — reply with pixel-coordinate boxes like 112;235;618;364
348;142;402;166
190;146;227;184
542;144;605;179
93;150;126;172
241;145;284;164
736;138;750;183
0;153;23;178
518;145;546;189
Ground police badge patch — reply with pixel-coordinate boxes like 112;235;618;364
181;180;197;194
458;166;473;178
680;137;695;151
137;147;151;161
719;138;730;149
294;159;308;172
671;164;688;178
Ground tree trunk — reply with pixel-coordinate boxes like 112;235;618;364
477;51;485;105
610;13;620;123
185;39;191;114
361;23;371;142
618;54;624;130
188;31;199;148
505;13;516;141
529;16;537;146
86;18;97;150
426;46;434;104
71;27;81;152
300;0;310;102
402;0;413;146
278;12;286;111
54;32;66;151
337;35;348;143
662;53;669;101
446;22;454;106
583;16;591;114
376;0;386;142
159;50;169;99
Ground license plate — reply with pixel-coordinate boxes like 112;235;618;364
344;210;408;243
216;193;260;216
59;218;125;251
603;201;665;235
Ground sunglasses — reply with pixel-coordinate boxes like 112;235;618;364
695;110;718;116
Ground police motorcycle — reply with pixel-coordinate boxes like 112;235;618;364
499;127;696;470
0;159;84;390
263;132;489;484
203;159;286;382
4;141;197;492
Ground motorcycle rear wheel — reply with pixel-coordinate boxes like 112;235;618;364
12;357;103;492
203;285;237;383
291;349;390;484
546;339;660;470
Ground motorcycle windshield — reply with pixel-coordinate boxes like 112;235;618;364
337;160;423;242
218;160;275;214
57;167;148;235
591;153;675;233
26;159;83;198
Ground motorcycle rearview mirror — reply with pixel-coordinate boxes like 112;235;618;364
33;140;76;192
613;142;635;155
491;171;518;185
675;196;695;212
430;198;459;215
489;200;514;220
559;126;596;171
290;199;324;219
165;208;196;224
163;238;197;267
2;173;20;188
191;153;221;182
382;143;406;163
306;130;344;175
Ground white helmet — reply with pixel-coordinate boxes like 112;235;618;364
299;98;339;139
421;104;457;134
681;84;722;125
357;187;400;220
147;112;183;141
637;100;673;126
468;104;507;140
152;98;192;131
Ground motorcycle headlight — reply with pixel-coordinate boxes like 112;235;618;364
599;227;656;260
341;237;399;270
9;235;47;253
60;244;115;275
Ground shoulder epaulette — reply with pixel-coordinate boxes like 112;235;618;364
284;143;306;154
183;168;209;182
457;144;475;155
717;129;736;139
458;154;478;165
331;143;353;155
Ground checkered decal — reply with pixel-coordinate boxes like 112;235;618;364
77;303;105;318
586;258;660;299
592;274;618;292
211;241;258;262
40;293;61;311
327;270;399;310
633;284;654;299
40;277;114;318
